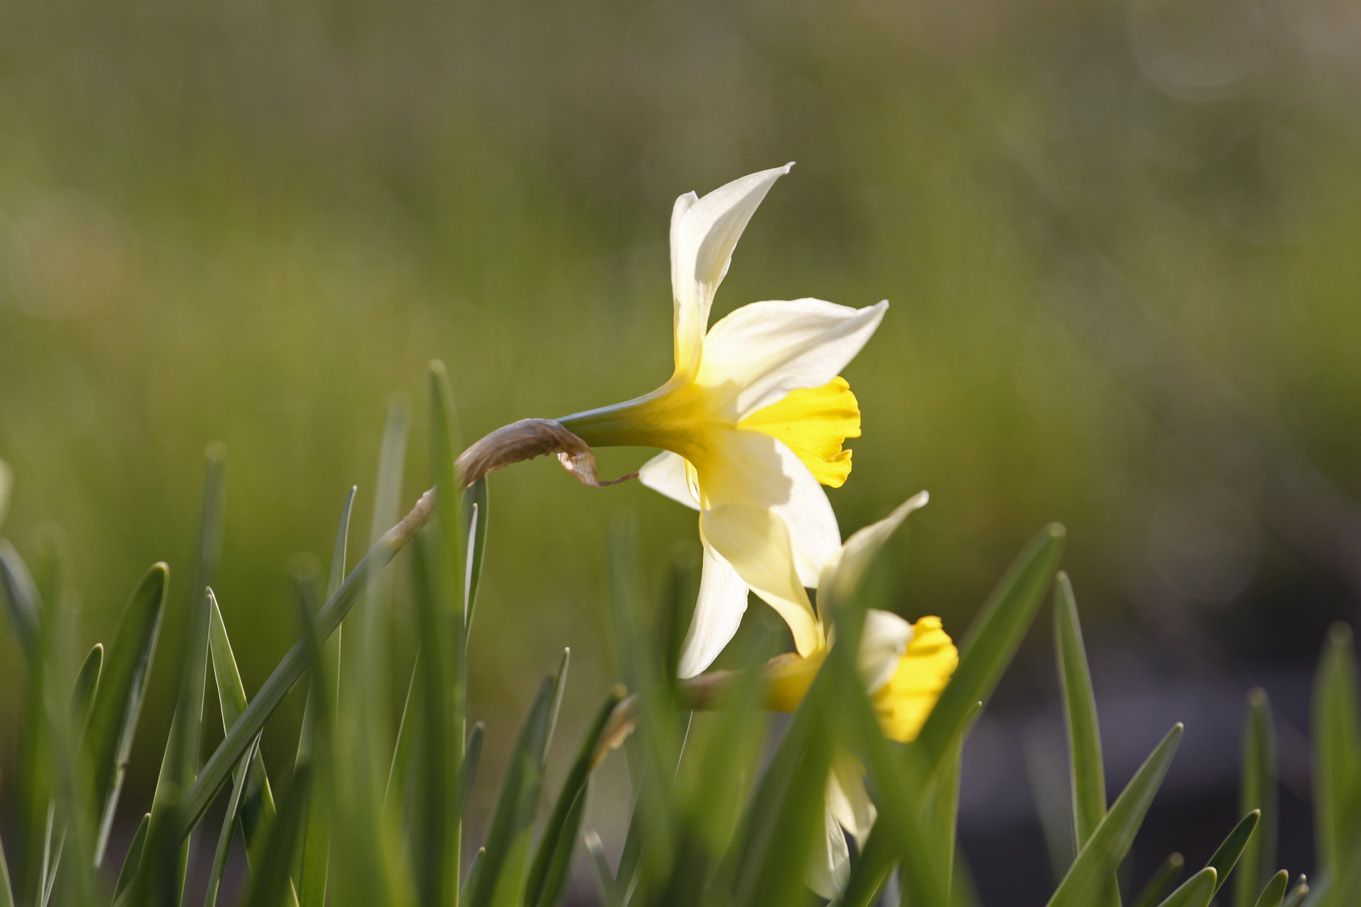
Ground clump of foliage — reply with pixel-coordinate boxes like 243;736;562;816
1;363;1358;907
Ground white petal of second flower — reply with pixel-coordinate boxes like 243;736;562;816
857;608;913;694
670;165;793;374
820;491;930;603
638;451;700;511
676;545;750;679
808;805;851;900
697;297;889;418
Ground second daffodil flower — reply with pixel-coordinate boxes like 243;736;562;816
715;492;957;898
559;165;889;678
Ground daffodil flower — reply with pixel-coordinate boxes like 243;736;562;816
709;492;958;897
559;165;889;678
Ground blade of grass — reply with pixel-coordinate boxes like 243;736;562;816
241;767;312;907
383;653;422;810
409;530;456;907
203;734;262;907
1312;624;1360;876
583;831;620;907
1235;690;1278;907
181;474;435;836
823;638;955;907
69;644;103;740
294;487;354;907
1202;811;1259;895
1252;870;1289;907
1053;573;1112;887
1155;867;1217;907
1279;875;1307;907
924;701;981;894
459;722;485;820
1046;724;1184;907
82;563;168;866
1132;854;1184;907
207;592;281;864
847;524;1067;901
466;676;557;907
526;686;627;907
130;587;214;907
917;524;1066;769
112;814;149;901
0;831;12;907
726;674;834;907
428;361;469;907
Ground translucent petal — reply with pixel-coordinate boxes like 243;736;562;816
676;545;749;678
696;297;888;417
669;165;793;374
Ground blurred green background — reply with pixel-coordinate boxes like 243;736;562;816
2;0;1360;900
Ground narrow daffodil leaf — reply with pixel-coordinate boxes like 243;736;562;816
1053;574;1108;851
846;525;1066;903
463;480;489;625
823;627;953;907
207;592;281;865
1279;875;1307;907
918;524;1066;770
1252;870;1289;907
69;643;103;740
0;539;39;662
467;674;557;907
666;630;774;904
112;813;149;901
459;722;485;820
241;767;312;907
292;566;339;907
134;586;214;906
1155;867;1217;907
383;655;420;810
183;422;422;836
925;701;981;893
1047;724;1183;907
82;563;167;866
203;734;262;907
583;831;621;907
1235;690;1278;907
462;848;486;902
527;686;627;907
295;486;354;907
409;530;456;907
543;648;570;766
729;671;833;907
1203;811;1259;895
1312;623;1361;875
0;830;12;907
1132;853;1184;907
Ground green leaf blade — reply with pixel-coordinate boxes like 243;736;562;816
1047;724;1183;907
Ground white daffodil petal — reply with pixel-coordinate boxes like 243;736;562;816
638;451;699;510
697;298;889;418
820;491;930;600
698;430;841;588
676;545;750;679
808;805;851;901
699;504;822;657
670;164;793;374
857;609;913;694
828;754;878;847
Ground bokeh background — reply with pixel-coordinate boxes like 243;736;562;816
3;0;1360;902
